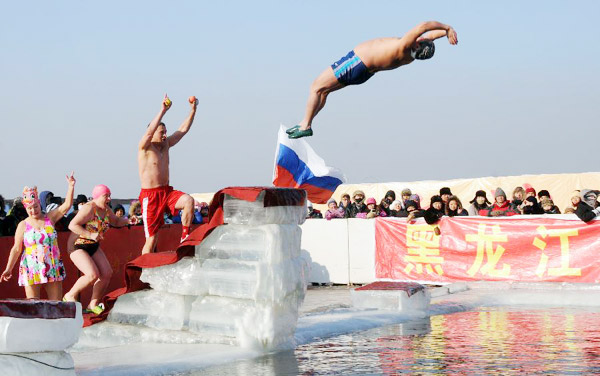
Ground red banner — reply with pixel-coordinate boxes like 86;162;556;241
375;217;600;283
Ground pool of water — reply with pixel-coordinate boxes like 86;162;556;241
194;306;600;375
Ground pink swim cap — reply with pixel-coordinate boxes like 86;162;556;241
92;184;111;200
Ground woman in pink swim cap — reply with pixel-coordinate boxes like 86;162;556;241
64;184;136;314
0;172;76;300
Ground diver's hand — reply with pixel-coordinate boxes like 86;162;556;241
447;27;458;45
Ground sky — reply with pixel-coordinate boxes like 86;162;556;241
1;1;599;199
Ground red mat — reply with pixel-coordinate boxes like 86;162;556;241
83;187;305;327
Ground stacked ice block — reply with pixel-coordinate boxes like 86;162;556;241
105;190;308;351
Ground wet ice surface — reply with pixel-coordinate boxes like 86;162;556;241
194;306;600;375
71;286;600;375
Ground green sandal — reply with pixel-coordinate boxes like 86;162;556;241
285;125;300;135
85;303;105;315
288;128;313;139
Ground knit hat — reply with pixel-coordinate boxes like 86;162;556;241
401;188;412;196
540;198;554;207
327;198;337;206
470;190;491;204
366;197;376;205
525;185;536;195
494;187;507;198
571;190;581;199
409;194;421;208
440;187;452;196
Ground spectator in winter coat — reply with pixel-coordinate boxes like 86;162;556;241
524;185;536;199
357;197;387;219
439;187;452;212
338;193;351;217
400;188;412;209
397;200;425;222
384;190;396;204
306;201;323;219
575;189;600;223
410;194;421;209
348;190;368;218
488;188;520;217
389;200;402;217
325;198;345;220
129;200;143;225
538;190;551;202
114;204;126;217
379;198;392;216
1;198;28;236
512;186;525;210
424;195;445;225
564;190;581;213
540;198;561;214
446;195;468;216
521;196;545;215
467;190;492;216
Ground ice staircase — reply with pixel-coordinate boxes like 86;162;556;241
79;189;309;351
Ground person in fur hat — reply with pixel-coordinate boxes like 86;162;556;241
467;190;491;216
540;198;561;214
347;190;368;218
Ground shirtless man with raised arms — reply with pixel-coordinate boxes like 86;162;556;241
138;95;198;254
287;21;458;139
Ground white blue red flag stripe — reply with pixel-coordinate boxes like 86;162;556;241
273;125;346;204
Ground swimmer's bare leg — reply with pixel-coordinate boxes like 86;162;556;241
141;234;159;255
298;67;344;131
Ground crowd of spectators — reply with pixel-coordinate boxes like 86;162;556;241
0;191;209;237
314;186;600;224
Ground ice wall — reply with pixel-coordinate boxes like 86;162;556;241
103;191;308;351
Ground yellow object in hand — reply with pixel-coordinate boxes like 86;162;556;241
164;98;172;107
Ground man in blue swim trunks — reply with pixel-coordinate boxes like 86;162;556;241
287;21;458;139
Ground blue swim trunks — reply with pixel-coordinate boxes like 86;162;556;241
331;50;374;86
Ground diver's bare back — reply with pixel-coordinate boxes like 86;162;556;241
354;37;413;72
138;142;170;189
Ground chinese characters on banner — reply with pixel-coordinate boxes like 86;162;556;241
375;217;600;283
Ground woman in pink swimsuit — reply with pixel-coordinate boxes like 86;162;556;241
64;184;135;314
0;173;76;300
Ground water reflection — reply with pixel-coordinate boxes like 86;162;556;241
194;307;600;375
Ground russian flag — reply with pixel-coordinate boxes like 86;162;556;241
272;125;347;204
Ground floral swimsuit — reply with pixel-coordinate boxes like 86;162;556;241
18;216;66;286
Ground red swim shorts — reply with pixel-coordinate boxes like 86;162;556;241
139;186;185;238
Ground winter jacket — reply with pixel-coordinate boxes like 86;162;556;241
467;203;491;216
348;202;368;218
325;207;345;220
575;202;600;223
447;208;469;217
307;209;323;219
488;201;520;217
